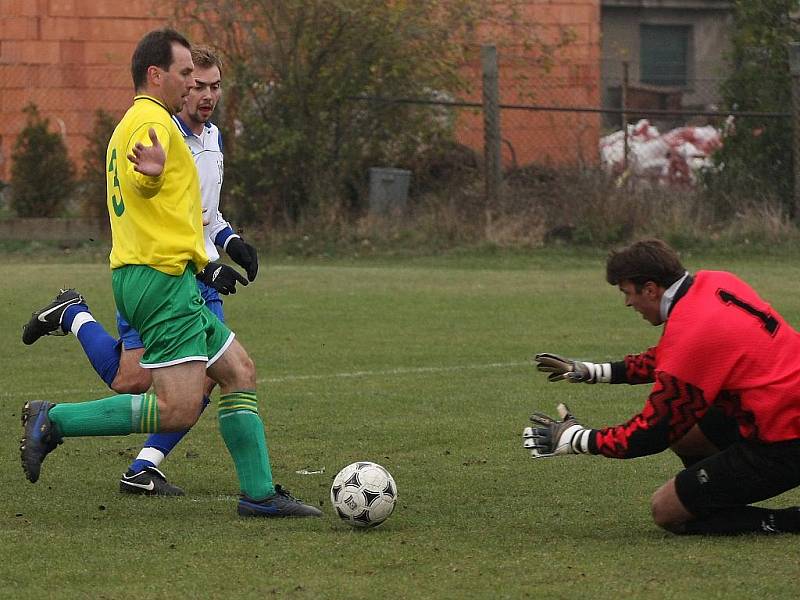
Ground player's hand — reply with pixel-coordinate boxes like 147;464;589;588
523;403;589;458
226;237;259;282
535;352;595;383
197;262;248;295
128;127;166;177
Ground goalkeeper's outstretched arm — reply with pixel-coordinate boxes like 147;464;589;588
534;346;659;385
523;370;707;460
534;352;613;383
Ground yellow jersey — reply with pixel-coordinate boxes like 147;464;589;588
106;95;208;275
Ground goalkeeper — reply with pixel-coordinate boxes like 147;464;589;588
524;238;800;535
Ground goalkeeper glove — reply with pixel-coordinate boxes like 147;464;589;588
226;237;259;282
197;262;248;295
523;403;592;458
534;352;611;384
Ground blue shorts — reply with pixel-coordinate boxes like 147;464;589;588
117;280;224;351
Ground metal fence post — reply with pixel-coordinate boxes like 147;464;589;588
789;42;800;219
622;61;629;175
481;44;501;229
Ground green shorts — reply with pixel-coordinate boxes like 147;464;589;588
111;264;234;368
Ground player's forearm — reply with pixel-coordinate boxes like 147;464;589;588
535;352;646;385
606;359;655;384
213;225;238;249
597;348;658;385
609;361;630;383
588;425;670;459
589;371;707;458
130;171;165;199
620;348;658;384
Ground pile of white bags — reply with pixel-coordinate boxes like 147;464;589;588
599;119;727;187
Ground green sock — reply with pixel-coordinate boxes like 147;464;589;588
49;392;160;437
218;391;274;500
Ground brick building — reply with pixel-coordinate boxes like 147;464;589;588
0;0;600;183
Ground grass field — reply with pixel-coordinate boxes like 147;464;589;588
3;249;800;599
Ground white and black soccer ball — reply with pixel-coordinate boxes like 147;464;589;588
330;461;397;528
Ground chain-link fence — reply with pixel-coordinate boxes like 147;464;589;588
407;60;768;172
446;57;792;194
0;53;794;228
0;63;130;186
339;52;795;247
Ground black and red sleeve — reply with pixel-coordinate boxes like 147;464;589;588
609;346;658;384
588;370;709;458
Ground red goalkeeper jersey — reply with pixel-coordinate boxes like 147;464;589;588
592;270;800;458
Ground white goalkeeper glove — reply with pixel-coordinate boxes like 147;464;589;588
534;352;611;384
523;403;592;458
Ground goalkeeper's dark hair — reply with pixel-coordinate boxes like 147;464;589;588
131;28;191;91
605;238;685;290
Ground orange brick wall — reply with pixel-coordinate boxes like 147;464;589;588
0;0;601;182
457;0;601;167
0;0;167;181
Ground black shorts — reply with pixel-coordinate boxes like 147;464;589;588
697;405;742;450
675;438;800;517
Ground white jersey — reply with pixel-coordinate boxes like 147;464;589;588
172;115;233;262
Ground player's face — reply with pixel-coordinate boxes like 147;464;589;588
158;43;194;114
183;65;222;126
619;280;664;326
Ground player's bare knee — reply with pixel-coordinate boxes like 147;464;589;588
238;353;256;387
111;370;152;394
113;349;150;393
160;408;200;430
224;352;256;389
208;341;257;391
650;490;688;532
650;497;674;530
157;397;203;430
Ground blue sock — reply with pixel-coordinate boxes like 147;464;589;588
128;396;211;473
64;305;122;388
61;303;89;333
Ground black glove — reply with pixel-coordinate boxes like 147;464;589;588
523;404;591;458
226;237;258;282
197;262;248;295
535;353;593;383
534;353;613;383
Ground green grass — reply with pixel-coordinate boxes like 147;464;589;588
2;250;800;599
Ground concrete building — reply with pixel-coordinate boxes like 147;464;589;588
601;0;734;128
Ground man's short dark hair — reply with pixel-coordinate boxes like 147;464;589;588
606;238;686;289
131;28;191;90
191;45;223;77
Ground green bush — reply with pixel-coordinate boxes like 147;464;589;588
80;109;117;220
10;104;76;217
704;0;799;215
177;0;572;226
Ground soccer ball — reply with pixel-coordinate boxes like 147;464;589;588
330;461;397;528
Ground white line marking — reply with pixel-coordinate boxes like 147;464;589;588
6;361;529;399
187;495;240;503
258;361;528;384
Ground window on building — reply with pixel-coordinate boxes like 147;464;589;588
640;24;690;87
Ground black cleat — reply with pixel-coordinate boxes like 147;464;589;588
119;467;185;496
238;485;323;517
20;400;62;483
22;289;86;345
